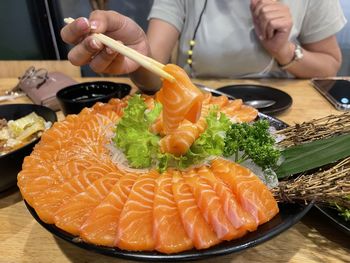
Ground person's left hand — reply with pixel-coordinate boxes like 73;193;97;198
250;0;293;60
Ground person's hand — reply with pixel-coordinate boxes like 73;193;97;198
250;0;294;62
60;10;149;75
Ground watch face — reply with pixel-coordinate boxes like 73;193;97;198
295;44;303;60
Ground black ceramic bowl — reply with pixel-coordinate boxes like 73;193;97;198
0;104;57;192
56;81;131;115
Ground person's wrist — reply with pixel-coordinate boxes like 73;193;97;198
272;42;295;66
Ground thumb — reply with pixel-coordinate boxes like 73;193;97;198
250;0;259;9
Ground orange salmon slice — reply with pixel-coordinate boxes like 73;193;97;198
231;105;258;123
53;171;122;235
79;172;139;247
209;95;229;108
32;162;116;224
156;64;203;133
159;119;199;156
197;166;257;232
211;158;279;225
153;170;193;253
159;101;210;156
116;170;159;251
18;157;97;206
172;171;220;249
182;169;246;240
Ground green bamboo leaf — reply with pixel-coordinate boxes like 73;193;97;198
276;133;350;179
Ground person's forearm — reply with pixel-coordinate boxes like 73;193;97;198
274;42;342;78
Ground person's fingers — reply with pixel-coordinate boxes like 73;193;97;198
267;17;292;37
67;36;104;66
89;10;145;44
255;3;280;19
259;10;286;39
253;1;291;40
250;0;260;11
252;16;263;40
89;10;128;36
89;48;119;73
253;0;275;17
95;54;126;74
267;22;276;40
102;56;140;75
60;17;90;45
251;1;276;39
88;10;111;33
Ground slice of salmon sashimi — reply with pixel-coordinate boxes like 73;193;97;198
211;158;279;225
154;65;258;157
182;168;247;241
156;64;204;133
153;170;193;253
80;172;139;247
53;171;122;236
116;170;159;251
172;170;220;249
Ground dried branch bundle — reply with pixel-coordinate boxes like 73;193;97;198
273;157;350;209
276;112;350;148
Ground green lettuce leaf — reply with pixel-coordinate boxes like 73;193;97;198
113;98;232;172
113;95;162;168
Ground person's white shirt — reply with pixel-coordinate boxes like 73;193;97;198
149;0;346;78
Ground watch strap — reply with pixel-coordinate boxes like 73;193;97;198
279;43;304;70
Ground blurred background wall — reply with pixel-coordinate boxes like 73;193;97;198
0;0;349;76
0;0;64;60
0;0;153;76
59;0;152;31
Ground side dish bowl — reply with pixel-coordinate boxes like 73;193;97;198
56;81;131;115
0;104;57;192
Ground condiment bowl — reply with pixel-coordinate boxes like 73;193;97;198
0;104;57;192
56;81;131;115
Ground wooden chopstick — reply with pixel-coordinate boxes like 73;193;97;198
64;17;175;82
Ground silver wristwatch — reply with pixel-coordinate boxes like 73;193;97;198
280;44;304;70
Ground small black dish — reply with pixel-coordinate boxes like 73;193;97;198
0;104;57;192
217;84;293;115
56;81;131;115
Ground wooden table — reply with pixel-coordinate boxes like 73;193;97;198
0;77;349;263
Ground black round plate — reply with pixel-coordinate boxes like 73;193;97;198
25;201;312;261
217;84;293;115
23;114;312;261
315;205;350;235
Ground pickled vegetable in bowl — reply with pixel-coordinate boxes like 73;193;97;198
0;104;57;192
0;112;51;156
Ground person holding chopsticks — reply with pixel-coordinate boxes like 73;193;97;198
61;0;347;92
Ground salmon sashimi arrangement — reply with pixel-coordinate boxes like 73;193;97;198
17;64;279;254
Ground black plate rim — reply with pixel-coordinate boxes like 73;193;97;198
217;84;293;114
25;201;313;262
315;205;350;235
22;113;312;261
